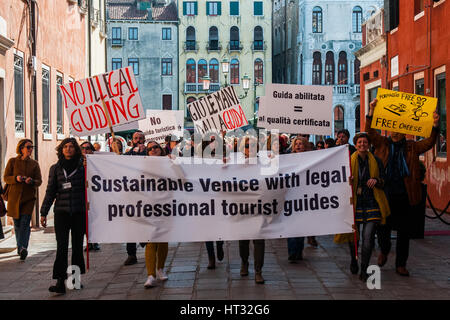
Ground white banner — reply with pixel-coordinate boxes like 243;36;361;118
257;83;333;135
60;66;145;136
87;146;353;243
187;86;248;134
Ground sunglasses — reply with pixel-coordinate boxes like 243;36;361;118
25;146;34;150
147;145;160;151
81;146;93;151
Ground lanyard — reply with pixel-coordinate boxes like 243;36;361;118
63;168;77;181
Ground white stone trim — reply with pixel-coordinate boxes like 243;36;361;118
414;71;425;81
57;134;65;141
414;11;425;21
43;133;53;141
434;65;446;76
433;0;445;8
390;27;398;35
365;79;382;115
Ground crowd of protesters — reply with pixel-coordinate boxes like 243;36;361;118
0;99;440;294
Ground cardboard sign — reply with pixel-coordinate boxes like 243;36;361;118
372;88;437;137
140;110;179;143
257;84;333;135
60;66;145;137
187;86;248;134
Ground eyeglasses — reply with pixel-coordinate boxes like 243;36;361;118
25;146;34;150
147;146;160;151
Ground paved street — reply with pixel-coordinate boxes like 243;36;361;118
1;209;449;300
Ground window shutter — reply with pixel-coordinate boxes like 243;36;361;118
218;2;221;15
230;2;238;15
183;2;186;15
194;1;198;15
206;2;210;15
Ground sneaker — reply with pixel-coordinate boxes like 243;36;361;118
19;248;28;261
396;266;410;277
124;255;137;266
144;275;157;288
156;269;168;281
255;272;265;284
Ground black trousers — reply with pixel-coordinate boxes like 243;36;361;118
126;243;137;256
377;194;411;268
239;240;265;273
349;221;378;272
205;241;224;258
53;212;86;280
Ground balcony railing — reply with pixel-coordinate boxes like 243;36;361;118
110;38;124;47
228;41;242;52
207;41;222;52
15;119;24;133
252;41;265;52
184;41;198;52
353;84;360;95
333;84;361;95
184;83;221;94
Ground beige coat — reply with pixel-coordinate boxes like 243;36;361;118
3;156;42;219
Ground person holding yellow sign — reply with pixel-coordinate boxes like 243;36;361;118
366;99;439;277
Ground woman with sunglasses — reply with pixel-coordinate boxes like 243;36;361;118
3;139;42;261
143;141;170;287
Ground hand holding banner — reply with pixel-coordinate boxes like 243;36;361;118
371;88;437;137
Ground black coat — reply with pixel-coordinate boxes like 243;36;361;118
40;160;86;217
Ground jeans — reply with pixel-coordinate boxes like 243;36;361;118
205;241;224;258
239;240;265;273
349;221;378;273
14;214;32;253
287;237;305;258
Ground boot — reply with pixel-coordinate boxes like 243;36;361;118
240;261;249;276
378;253;388;267
255;272;265;284
350;259;359;275
207;256;216;269
49;279;66;294
216;243;224;261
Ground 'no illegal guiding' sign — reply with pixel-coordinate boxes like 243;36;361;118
60;66;145;137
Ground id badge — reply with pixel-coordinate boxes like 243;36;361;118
62;182;72;190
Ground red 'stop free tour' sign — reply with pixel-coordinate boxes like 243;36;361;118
60;66;145;137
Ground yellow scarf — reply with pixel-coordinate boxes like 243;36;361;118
334;152;390;244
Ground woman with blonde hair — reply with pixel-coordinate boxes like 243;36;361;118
3;139;42;260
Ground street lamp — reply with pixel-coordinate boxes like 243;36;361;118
202;75;211;91
238;74;250;99
221;58;229;87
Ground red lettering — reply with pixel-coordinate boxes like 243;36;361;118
74;81;86;105
60;83;77;108
111;97;128;123
109;71;120;97
70;109;83;132
94;104;108;128
125;67;139;93
127;94;140;118
94;75;108;101
237;105;248;125
104;101;116;125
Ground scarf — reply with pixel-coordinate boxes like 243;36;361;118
59;156;80;175
386;138;410;180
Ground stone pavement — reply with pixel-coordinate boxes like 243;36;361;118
0;209;449;300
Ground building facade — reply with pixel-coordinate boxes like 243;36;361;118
275;0;383;140
358;0;449;211
107;0;178;113
178;0;272;127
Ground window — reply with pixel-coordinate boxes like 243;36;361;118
338;51;348;85
368;86;379;104
414;0;424;16
254;1;263;16
161;58;172;76
186;26;196;50
128;58;139;75
198;59;207;83
312;6;322;33
207;2;221;15
162;95;172;110
128;27;138;40
208;26;219;50
186;59;196;83
325;51;334;85
56;75;63;135
209;58;219;83
254;26;263;50
230;26;240;50
312;52;322;85
112;58;122;70
436;73;446;155
14;55;24;133
354;59;361;84
352;6;363;33
254;59;263;84
415;78;424;96
112;27;121;44
230;1;239;15
183;1;198;15
334;106;345;135
355;105;360;132
230;58;239;84
162;28;171;40
186;97;197;121
387;0;399;31
42;66;50;134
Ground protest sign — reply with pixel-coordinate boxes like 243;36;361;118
138;110;179;143
372;88;437;137
86;146;353;243
187;86;248;134
257;83;333;135
60;66;145;137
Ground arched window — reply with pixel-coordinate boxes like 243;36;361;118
186;97;197;121
355;105;360;132
198;59;207;83
325;51;334;85
186;26;196;50
312;52;322;85
230;26;240;50
352;6;363;33
334;106;345;135
230;58;239;84
354;58;361;84
338;51;348;85
186;58;196;83
209;58;219;83
254;26;263;50
254;59;263;84
312;7;322;33
209;26;218;50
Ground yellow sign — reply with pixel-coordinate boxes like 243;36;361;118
372;88;437;137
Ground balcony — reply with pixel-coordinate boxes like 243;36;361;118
333;84;361;96
353;84;360;96
110;39;124;47
184;41;198;52
206;41;222;52
184;83;221;94
228;41;243;52
252;41;265;52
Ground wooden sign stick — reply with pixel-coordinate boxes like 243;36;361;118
101;98;121;155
